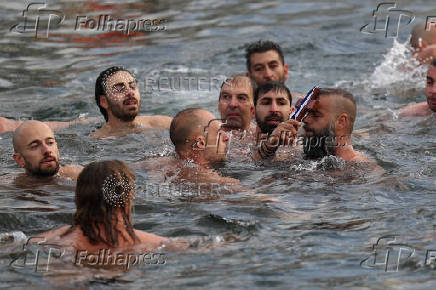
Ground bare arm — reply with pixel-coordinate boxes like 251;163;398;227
399;102;431;117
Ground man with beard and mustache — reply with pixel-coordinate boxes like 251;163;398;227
91;66;172;138
301;88;367;162
252;82;300;160
12;121;82;182
400;59;436;117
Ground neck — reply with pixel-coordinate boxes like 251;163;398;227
105;115;138;131
334;135;354;160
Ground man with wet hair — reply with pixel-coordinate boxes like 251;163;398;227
218;75;256;132
252;82;299;160
92;66;172;138
12;120;82;181
400;59;436;117
410;22;436;64
245;40;289;85
255;87;368;162
37;160;176;254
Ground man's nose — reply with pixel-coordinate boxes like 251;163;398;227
229;96;239;107
41;143;52;155
270;101;279;112
264;67;273;80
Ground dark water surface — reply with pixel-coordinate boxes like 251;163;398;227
0;0;435;289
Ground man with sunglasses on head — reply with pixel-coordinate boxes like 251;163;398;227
91;66;172;138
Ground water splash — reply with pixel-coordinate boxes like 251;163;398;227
366;39;427;94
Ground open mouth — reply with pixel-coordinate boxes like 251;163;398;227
41;157;56;164
123;98;138;108
226;112;240;118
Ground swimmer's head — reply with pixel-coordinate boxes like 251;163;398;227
245;40;289;85
302;88;356;159
218;75;255;131
426;59;436;112
170;108;229;165
95;66;140;122
71;160;137;247
254;82;294;134
12;121;60;177
410;22;436;64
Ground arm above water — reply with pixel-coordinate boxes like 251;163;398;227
399;102;432;117
59;165;83;181
138;115;173;129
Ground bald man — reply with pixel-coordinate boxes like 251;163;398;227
256;88;368;162
12;121;82;181
410;22;436;64
400;59;436;117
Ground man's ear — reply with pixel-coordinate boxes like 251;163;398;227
246;71;251;78
290;105;295;114
192;135;206;150
99;95;109;110
284;64;289;81
13;153;25;168
335;113;348;133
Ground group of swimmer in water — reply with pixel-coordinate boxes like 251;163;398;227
0;22;435;265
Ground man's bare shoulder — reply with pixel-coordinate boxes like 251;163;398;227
35;225;71;241
59;165;83;180
399;102;432;117
0;117;22;134
134;230;168;248
137;115;172;129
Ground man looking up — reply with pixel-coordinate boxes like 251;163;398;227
12;121;82;181
400;59;436;117
92;66;172;138
218;75;255;132
245;40;289;86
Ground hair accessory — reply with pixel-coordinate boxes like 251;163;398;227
102;173;133;207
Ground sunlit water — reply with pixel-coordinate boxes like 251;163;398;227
0;0;435;288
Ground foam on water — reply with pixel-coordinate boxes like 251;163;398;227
366;39;427;93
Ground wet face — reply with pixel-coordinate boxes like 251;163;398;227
255;89;292;134
14;123;60;177
248;50;289;85
218;78;254;131
425;65;436;112
203;117;230;163
104;71;140;122
302;96;337;159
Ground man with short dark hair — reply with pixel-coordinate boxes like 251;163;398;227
92;66;172;138
218;75;255;132
400;59;436;117
255;87;368;162
245;40;289;85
